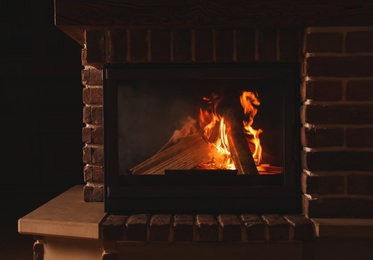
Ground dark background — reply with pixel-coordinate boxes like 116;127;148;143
0;0;83;258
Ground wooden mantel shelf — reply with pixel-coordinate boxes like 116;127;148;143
55;0;373;45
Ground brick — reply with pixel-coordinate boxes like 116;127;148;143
346;31;373;52
173;30;192;62
194;29;214;62
84;165;93;182
151;30;170;62
149;214;171;241
305;56;373;77
301;173;345;195
347;174;373;195
173;214;194;241
215;30;234;62
82;127;91;143
91;106;103;124
196;214;219;242
346;128;373;147
346;80;373;101
84;185;103;202
88;126;103;144
83;106;92;124
82;146;92;164
84;165;104;183
303;80;343;101
257;29;277;62
302;104;373;124
33;240;43;260
283;215;315;241
92;185;104;201
126;214;149;241
91;126;104;144
241;214;266;241
262;214;289;241
84;106;103;125
301;127;344;147
83;146;104;163
82;87;103;105
85;30;106;64
103;215;128;241
83;185;93;202
218;214;242;241
129;30;148;62
303;151;373;171
279;29;301;62
109;30;127;63
92;146;104;163
305;32;343;53
305;196;373;218
81;67;103;85
236;29;255;62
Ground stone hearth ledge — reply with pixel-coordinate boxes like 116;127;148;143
18;185;373;241
18;185;105;239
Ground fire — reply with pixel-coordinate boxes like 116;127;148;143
198;91;263;170
198;95;235;169
240;91;263;165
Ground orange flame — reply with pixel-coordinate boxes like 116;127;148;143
199;94;235;169
198;91;262;170
240;91;263;165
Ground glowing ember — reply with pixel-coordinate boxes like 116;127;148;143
198;91;263;170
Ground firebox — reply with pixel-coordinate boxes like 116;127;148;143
104;64;301;214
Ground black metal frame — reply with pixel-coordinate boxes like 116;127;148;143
104;63;301;214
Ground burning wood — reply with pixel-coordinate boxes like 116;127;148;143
224;109;259;175
130;132;211;175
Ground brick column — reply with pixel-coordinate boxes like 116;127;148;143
82;30;106;202
302;27;373;217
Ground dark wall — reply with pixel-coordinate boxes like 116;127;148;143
0;0;84;208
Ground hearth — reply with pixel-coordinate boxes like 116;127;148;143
104;63;301;214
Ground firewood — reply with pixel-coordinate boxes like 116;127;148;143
157;117;197;153
130;132;211;175
224;109;259;175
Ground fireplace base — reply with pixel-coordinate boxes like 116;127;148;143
18;186;373;260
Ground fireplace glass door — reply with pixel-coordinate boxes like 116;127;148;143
104;64;301;214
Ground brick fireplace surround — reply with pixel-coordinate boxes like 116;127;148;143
18;1;373;260
83;26;373;217
83;26;373;259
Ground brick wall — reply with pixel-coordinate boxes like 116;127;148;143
81;28;302;202
302;27;373;218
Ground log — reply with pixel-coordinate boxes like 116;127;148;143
224;109;259;175
130;132;211;175
157;117;197;153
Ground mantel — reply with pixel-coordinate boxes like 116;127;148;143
55;0;373;45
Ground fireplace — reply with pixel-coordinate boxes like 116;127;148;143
104;64;301;213
58;1;373;219
15;2;373;260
